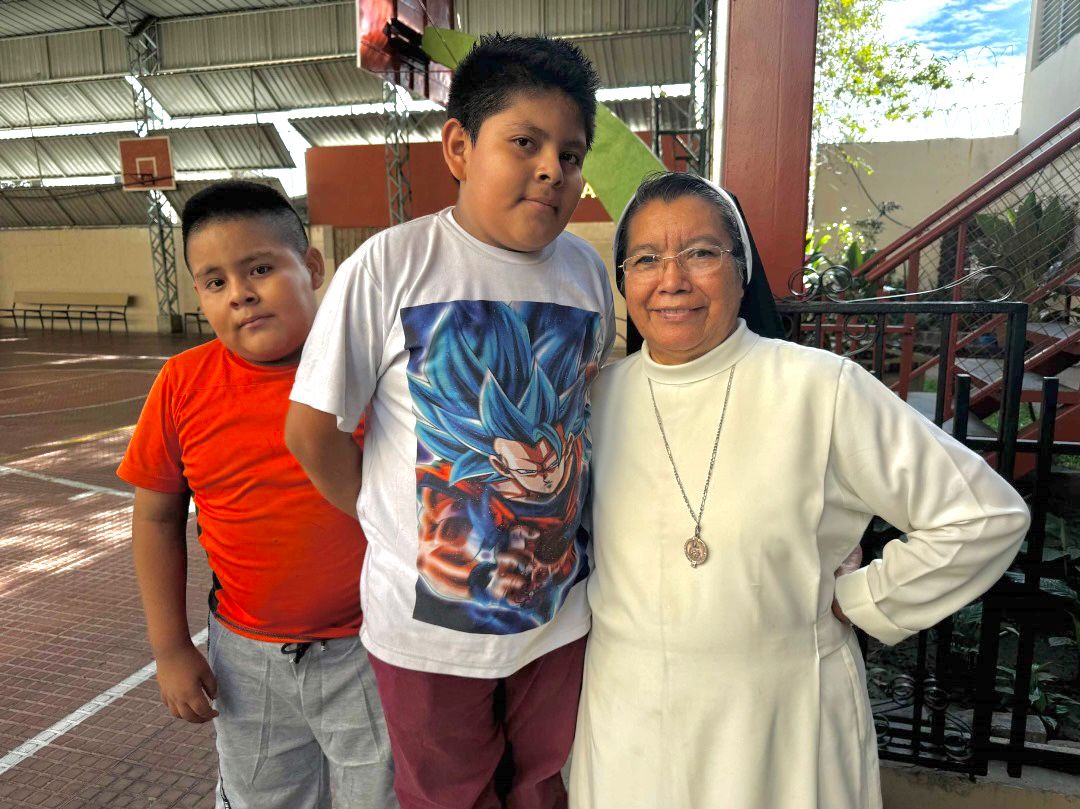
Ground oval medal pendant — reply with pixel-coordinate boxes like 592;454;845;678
684;536;709;568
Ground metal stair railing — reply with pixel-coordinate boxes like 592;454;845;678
908;259;1080;417
857;106;1080;286
798;108;1080;423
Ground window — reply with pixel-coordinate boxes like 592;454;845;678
1037;0;1080;65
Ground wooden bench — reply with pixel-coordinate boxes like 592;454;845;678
183;308;210;335
0;291;47;330
0;291;131;333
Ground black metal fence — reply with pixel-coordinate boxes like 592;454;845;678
777;299;1080;778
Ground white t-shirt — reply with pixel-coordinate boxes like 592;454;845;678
291;208;615;677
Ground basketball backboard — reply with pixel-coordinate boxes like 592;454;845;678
118;136;176;192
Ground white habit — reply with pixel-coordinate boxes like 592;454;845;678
569;320;1029;809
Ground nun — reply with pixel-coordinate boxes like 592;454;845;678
568;172;1030;808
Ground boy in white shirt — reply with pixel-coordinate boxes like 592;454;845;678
286;34;614;809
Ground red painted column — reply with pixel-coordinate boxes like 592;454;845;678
722;0;818;296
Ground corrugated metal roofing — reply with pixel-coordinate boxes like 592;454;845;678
255;59;384;108
1;27;131;86
0;176;297;228
138;0;343;18
0;135;114;179
290;111;446;147
0;1;344;39
0;124;292;180
2;1;688;90
456;0;689;36
2;0;684;41
0;0;694;195
156;2;353;72
578;33;691;87
0;4;353;87
144;59;384;117
449;1;690;88
170;123;293;171
0;2;104;40
0;80;135;128
287;100;681;147
0;183;150;227
603;97;691;133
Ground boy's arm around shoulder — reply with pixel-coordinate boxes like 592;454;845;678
286;240;382;519
131;486;218;723
285;402;363;519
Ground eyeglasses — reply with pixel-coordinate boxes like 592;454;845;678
620;245;736;277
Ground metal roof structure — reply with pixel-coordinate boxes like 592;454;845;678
0;0;694;175
459;0;691;86
0;1;344;39
0;61;388;129
291;110;447;147
0;1;690;97
0;176;290;228
0;123;292;180
0;183;151;227
0;79;136;128
143;59;386;116
288;99;692;147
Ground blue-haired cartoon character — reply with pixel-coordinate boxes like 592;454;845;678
402;300;603;634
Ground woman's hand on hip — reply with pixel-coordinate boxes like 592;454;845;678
831;544;864;625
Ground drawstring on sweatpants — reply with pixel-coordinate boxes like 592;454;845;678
281;642;312;664
280;640;328;664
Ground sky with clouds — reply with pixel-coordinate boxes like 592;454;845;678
868;0;1031;141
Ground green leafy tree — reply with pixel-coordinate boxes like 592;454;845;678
815;0;957;147
810;0;965;267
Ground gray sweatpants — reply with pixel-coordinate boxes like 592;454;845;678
208;615;397;809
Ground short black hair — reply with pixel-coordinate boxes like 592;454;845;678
447;34;601;149
180;179;307;268
614;172;748;294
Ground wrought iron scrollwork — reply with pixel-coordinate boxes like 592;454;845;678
871;674;974;762
787;264;856;301
783;264;1017;304
780;308;883;360
833;313;880;359
965;265;1017;302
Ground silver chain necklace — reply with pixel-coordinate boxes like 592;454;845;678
647;365;735;568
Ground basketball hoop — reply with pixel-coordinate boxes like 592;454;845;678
119;136;176;191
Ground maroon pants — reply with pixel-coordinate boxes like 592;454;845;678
368;636;587;809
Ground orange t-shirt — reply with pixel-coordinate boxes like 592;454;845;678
117;339;366;643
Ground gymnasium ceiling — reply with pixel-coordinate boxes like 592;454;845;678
0;1;694;210
0;175;289;227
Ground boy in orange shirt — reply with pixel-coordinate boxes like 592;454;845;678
118;181;395;809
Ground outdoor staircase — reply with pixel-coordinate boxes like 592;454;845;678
849;106;1080;478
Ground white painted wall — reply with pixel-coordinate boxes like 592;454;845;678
0;224;336;333
1020;1;1080;146
0;227;190;333
812;136;1019;249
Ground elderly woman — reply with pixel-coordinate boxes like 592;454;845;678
568;172;1030;808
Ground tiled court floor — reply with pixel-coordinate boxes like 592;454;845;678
0;328;220;808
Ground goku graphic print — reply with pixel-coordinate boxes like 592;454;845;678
402;300;603;635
